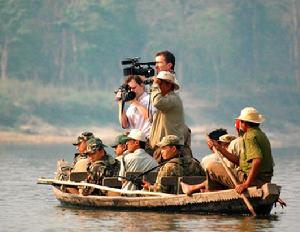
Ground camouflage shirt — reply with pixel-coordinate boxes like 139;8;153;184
149;157;183;193
72;152;88;166
82;154;120;195
148;156;205;193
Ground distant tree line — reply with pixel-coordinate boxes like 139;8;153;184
1;0;299;88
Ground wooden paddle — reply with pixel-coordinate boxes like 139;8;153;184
211;146;257;216
37;177;173;197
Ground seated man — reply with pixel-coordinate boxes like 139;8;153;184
55;131;94;180
72;131;95;165
200;128;228;171
181;107;274;195
142;135;204;194
67;137;120;195
219;134;238;169
110;133;129;162
118;129;158;190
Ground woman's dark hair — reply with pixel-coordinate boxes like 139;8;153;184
125;75;144;85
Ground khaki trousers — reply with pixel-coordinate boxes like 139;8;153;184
205;162;266;191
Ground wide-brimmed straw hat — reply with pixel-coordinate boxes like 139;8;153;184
156;71;180;90
127;129;147;142
236;107;265;124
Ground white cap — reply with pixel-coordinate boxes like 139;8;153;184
127;129;147;142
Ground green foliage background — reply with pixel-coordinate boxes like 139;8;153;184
0;0;299;139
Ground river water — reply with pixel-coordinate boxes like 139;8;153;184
0;144;298;232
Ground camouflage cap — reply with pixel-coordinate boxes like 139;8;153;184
72;131;94;146
157;135;180;147
86;137;107;154
110;134;129;148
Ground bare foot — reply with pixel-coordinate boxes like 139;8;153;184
180;181;194;196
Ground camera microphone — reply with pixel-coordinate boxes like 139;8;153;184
139;62;156;66
121;60;132;65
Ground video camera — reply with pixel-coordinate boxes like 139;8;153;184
121;57;155;80
114;83;136;102
115;57;156;102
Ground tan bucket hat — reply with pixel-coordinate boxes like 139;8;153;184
236;107;265;124
127;129;147;142
156;71;180;90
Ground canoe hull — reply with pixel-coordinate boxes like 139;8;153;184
53;183;280;215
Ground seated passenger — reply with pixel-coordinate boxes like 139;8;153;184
118;129;158;191
72;131;95;165
218;134;238;169
80;137;120;196
142;135;204;194
55;131;94;180
200;128;228;171
110;133;129;162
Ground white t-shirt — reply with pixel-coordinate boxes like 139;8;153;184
126;92;155;138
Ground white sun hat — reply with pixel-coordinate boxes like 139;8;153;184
127;129;147;142
236;107;265;124
156;71;180;90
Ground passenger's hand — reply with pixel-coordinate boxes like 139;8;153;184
115;90;122;101
206;138;219;151
152;77;161;85
235;182;249;194
142;180;151;190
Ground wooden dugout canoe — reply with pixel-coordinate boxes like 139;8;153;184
43;179;280;215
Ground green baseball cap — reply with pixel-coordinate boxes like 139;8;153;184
110;134;129;148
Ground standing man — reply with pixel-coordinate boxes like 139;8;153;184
118;129;158;190
149;70;185;151
154;50;192;158
155;50;176;73
117;75;154;138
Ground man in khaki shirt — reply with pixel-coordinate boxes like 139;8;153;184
149;71;185;150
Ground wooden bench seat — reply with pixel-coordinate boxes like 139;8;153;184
101;174;206;193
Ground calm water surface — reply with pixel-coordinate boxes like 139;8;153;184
0;144;298;232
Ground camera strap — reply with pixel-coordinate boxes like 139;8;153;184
147;93;153;123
